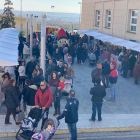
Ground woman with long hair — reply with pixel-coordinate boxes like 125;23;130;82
49;71;61;116
5;79;22;125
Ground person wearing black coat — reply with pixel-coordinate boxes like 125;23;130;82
102;59;110;88
18;39;24;59
23;81;38;115
5;79;22;125
57;90;79;140
76;45;82;64
129;54;136;77
122;56;129;78
31;68;44;88
55;61;64;77
95;45;100;62
47;42;53;56
90;79;106;122
53;48;62;62
26;57;36;80
81;44;88;64
68;44;75;65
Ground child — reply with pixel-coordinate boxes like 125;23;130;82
58;77;65;92
68;54;72;67
22;79;30;115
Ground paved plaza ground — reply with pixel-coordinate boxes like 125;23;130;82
0;57;140;136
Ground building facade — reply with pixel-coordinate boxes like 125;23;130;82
81;0;140;43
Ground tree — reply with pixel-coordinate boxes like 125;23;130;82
0;0;15;29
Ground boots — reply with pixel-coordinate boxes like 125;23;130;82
53;110;57;116
58;109;61;115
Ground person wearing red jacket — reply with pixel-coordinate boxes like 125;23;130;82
110;58;117;69
35;81;53;129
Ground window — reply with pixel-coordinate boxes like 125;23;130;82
96;10;100;26
130;10;138;32
107;10;111;28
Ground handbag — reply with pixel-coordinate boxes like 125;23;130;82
16;110;25;122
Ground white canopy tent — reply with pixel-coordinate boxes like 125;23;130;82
77;30;88;34
0;28;19;66
78;30;140;52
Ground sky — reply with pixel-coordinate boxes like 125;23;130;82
0;0;82;13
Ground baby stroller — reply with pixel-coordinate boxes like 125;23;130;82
16;107;48;140
31;117;59;140
88;53;96;67
62;76;72;97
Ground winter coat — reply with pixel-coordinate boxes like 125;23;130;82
68;46;75;57
21;85;29;98
90;85;106;102
109;69;118;84
91;68;102;83
18;66;25;76
95;46;100;56
122;59;129;69
129;56;136;70
46;63;55;75
23;85;38;106
133;62;140;77
64;67;74;77
76;47;82;58
31;75;44;87
53;52;61;61
35;85;53;108
55;66;64;77
110;61;117;69
102;62;110;76
57;97;79;124
26;61;36;75
5;86;20;108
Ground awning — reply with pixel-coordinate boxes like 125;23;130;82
95;35;114;41
131;46;140;52
115;41;140;49
77;30;88;34
0;28;19;66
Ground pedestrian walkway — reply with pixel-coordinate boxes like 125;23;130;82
0;58;140;136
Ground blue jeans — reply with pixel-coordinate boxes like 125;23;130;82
130;70;133;77
27;74;32;80
91;102;102;121
110;84;116;100
67;123;77;140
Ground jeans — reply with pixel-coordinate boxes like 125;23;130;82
102;75;109;88
19;50;23;59
5;108;16;123
123;67;128;78
77;57;81;64
110;84;116;100
130;70;133;77
20;76;25;87
54;96;61;111
41;108;49;130
134;76;139;84
91;102;102;121
96;55;99;62
27;74;32;80
67;123;77;140
72;56;74;64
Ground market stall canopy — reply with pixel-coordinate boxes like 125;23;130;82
0;28;19;66
95;35;114;42
77;30;88;34
115;41;140;49
131;46;140;52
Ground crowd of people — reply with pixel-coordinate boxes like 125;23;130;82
1;31;140;140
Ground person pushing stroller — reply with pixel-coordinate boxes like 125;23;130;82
35;81;53;129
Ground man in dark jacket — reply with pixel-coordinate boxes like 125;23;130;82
55;61;64;77
53;48;61;62
89;79;106;122
46;59;55;82
26;57;36;80
57;90;79;140
129;54;136;77
109;65;118;101
102;59;110;88
68;43;75;65
76;45;82;64
18;39;24;59
95;45;100;62
122;56;129;78
91;61;102;84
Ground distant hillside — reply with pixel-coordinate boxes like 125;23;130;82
0;9;79;22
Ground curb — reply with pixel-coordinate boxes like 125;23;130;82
0;127;140;138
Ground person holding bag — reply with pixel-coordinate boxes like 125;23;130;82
5;79;22;125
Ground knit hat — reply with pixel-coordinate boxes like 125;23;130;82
58;28;67;40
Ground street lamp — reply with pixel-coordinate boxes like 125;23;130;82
51;5;55;26
20;0;22;30
78;2;82;31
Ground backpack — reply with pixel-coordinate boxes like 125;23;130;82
118;56;123;62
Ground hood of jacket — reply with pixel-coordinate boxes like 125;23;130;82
29;85;38;90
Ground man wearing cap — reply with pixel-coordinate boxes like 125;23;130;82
57;90;79;140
